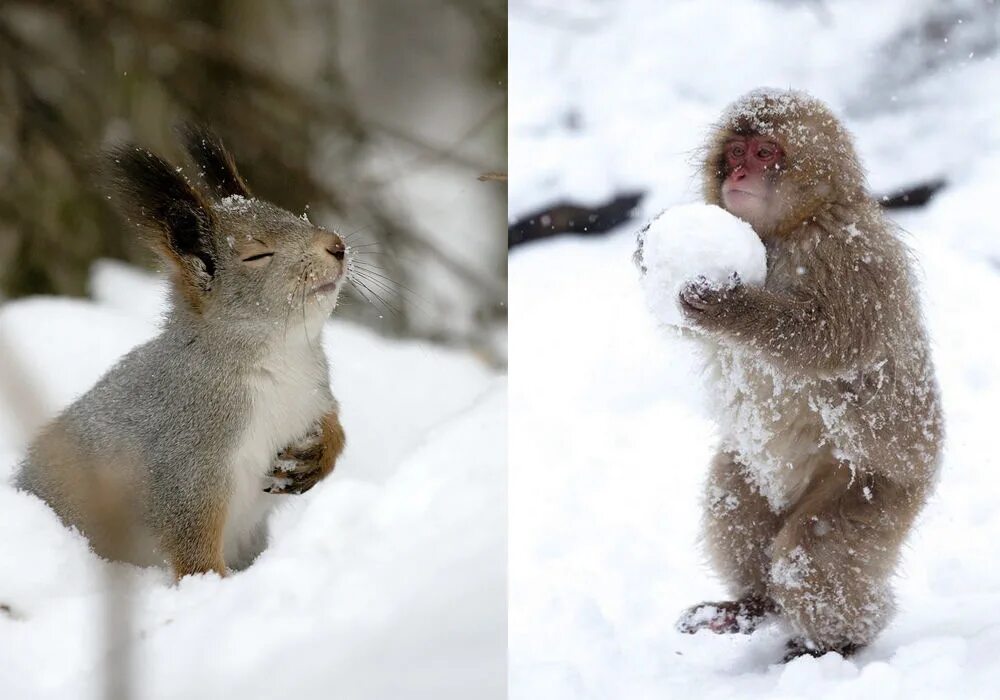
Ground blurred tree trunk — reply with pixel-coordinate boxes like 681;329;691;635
0;0;506;359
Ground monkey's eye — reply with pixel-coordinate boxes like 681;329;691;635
242;252;274;268
730;144;745;158
757;147;775;160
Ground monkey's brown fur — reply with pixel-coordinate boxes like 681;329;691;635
679;89;943;657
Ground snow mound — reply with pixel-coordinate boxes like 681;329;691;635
636;204;766;328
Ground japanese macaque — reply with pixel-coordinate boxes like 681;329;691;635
675;89;943;660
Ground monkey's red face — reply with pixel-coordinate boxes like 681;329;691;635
721;136;784;226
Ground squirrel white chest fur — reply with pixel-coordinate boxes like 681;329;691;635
223;335;333;564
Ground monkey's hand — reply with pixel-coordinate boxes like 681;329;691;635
264;412;345;495
678;273;746;326
676;597;775;635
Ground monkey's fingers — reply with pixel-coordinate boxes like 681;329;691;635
679;280;720;314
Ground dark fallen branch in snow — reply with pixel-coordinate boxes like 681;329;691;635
877;178;947;209
508;192;644;248
508;180;947;249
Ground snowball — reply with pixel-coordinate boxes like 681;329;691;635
636;204;767;328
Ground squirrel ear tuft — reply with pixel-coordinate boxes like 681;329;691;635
177;123;252;200
104;144;217;309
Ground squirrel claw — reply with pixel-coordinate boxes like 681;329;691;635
265;425;330;495
264;466;323;495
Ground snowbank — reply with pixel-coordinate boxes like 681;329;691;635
510;1;1000;698
0;261;505;700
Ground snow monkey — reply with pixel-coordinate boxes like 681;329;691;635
675;89;943;660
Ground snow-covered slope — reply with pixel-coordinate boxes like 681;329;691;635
510;1;1000;698
0;262;505;700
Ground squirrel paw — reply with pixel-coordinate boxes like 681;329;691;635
263;432;327;495
264;462;325;495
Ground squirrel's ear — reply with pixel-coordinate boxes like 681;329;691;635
105;144;217;311
177;123;252;200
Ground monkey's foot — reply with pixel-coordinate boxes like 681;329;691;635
781;638;861;663
676;596;776;634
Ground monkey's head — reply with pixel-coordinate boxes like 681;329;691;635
702;89;867;238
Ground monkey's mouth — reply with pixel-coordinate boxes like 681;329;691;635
725;188;760;198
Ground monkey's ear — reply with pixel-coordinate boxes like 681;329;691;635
177;123;252;200
105;144;217;309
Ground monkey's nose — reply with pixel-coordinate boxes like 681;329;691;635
325;234;346;261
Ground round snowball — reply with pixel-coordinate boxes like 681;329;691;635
636;204;767;328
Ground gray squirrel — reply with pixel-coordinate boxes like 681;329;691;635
15;125;348;578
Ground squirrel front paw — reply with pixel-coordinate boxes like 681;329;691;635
264;430;327;495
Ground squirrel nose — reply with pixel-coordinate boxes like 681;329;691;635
324;233;346;261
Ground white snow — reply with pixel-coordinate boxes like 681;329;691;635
0;261;505;699
636;204;767;328
510;1;1000;698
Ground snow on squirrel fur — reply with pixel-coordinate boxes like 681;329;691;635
635;204;767;328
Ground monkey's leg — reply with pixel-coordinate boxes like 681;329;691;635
703;452;784;596
265;410;346;495
162;500;228;580
769;463;918;659
678;452;784;634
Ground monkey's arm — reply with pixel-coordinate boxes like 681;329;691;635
681;278;881;374
265;410;346;494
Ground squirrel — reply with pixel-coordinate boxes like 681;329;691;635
14;125;348;579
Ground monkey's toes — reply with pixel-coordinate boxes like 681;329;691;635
782;638;861;663
677;598;774;635
676;605;742;634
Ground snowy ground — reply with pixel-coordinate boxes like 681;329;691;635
0;262;506;699
510;1;1000;698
